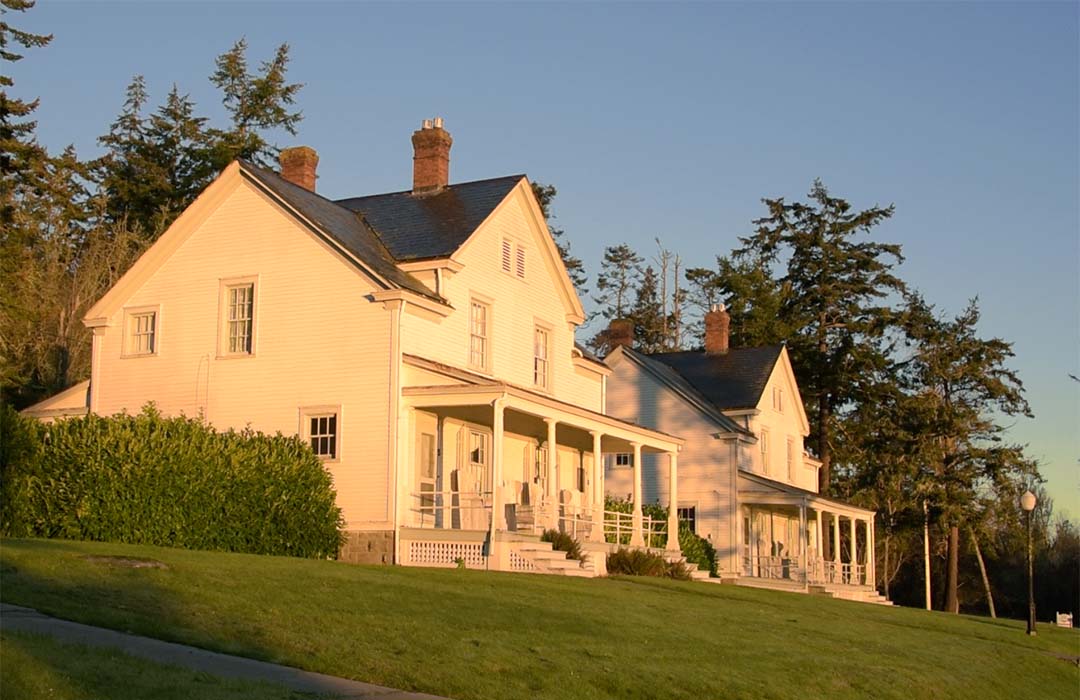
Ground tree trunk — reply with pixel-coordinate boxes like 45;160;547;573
969;526;996;618
945;524;960;614
883;530;891;600
923;500;932;611
817;394;831;496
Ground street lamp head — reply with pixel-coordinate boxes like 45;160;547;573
1020;490;1037;512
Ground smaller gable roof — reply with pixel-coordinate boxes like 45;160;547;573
240;162;441;302
335;175;524;261
647;346;784;411
613;347;749;435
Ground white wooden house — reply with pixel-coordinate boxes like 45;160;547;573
603;308;886;602
48;120;688;576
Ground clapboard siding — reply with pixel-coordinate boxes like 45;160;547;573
604;357;735;555
399;186;602;409
95;181;393;529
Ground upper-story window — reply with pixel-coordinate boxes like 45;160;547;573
469;299;490;371
533;326;550;389
773;387;784;412
760;428;770;474
501;238;526;279
123;307;158;357
220;277;257;357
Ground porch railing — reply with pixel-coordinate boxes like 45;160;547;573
409;490;492;529
603;509;667;548
741;556;867;586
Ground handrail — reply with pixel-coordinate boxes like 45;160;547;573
410;490;493;528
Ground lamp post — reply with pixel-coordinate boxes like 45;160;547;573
1020;490;1037;636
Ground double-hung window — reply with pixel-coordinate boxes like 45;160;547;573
123;307;159;357
677;506;697;534
786;438;795;481
220;277;257;357
533;326;550;389
469;300;490;370
301;408;339;461
760;428;770;474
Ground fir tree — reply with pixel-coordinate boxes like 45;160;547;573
594;243;643;320
531;181;587;295
631;266;666;353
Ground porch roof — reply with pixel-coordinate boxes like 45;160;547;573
737;471;875;518
401;367;684;453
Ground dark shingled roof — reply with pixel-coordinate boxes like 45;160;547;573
647;346;784;411
239;162;441;302
335;175;524;261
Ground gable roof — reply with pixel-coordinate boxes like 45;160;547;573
239;162;441;302
611;346;749;435
646;346;784;411
335;175;524;261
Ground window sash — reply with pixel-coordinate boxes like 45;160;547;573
227;284;254;354
469;431;487;466
308;413;337;459
130;312;156;354
469;301;489;369
533;327;549;388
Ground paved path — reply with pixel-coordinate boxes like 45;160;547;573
0;603;449;699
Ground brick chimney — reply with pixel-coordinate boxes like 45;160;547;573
704;303;730;355
279;146;319;192
607;318;633;351
411;117;452;193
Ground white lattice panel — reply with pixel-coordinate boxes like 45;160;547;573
509;551;537;571
407;541;485;568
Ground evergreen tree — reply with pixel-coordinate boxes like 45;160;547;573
208;39;302;169
738;179;903;494
594;243;643;320
896;293;1035;613
630;266;666;353
531;181;587;295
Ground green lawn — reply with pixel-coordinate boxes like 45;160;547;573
0;630;321;699
1;538;1076;700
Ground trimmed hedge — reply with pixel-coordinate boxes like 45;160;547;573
0;404;344;558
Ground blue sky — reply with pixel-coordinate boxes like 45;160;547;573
13;1;1078;515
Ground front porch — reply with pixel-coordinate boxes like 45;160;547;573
395;380;685;575
735;472;886;602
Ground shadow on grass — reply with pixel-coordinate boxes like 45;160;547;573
0;539;350;699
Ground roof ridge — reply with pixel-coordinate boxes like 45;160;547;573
333;174;527;204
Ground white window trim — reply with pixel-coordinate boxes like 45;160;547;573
218;275;259;359
759;428;770;474
533;322;552;392
121;305;160;358
299;405;341;463
610;453;634;469
467;294;493;373
786;437;795;481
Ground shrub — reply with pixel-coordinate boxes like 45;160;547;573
540;528;585;561
0;404;344;558
678;526;718;577
606;547;691;580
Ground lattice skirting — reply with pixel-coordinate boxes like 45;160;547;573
405;540;485;569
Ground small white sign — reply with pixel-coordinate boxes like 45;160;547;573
1055;612;1073;628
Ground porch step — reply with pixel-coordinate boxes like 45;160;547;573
500;533;595;578
809;584;893;605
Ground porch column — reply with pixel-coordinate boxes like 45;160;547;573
799;499;807;581
849;517;858;582
832;513;841;566
491;398;506;532
545;418;558;529
630;441;644;547
815;509;823;558
665;452;680;553
868;518;876;587
589;431;605;543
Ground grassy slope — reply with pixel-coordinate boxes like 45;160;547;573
0;630;319;699
0;538;1076;700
